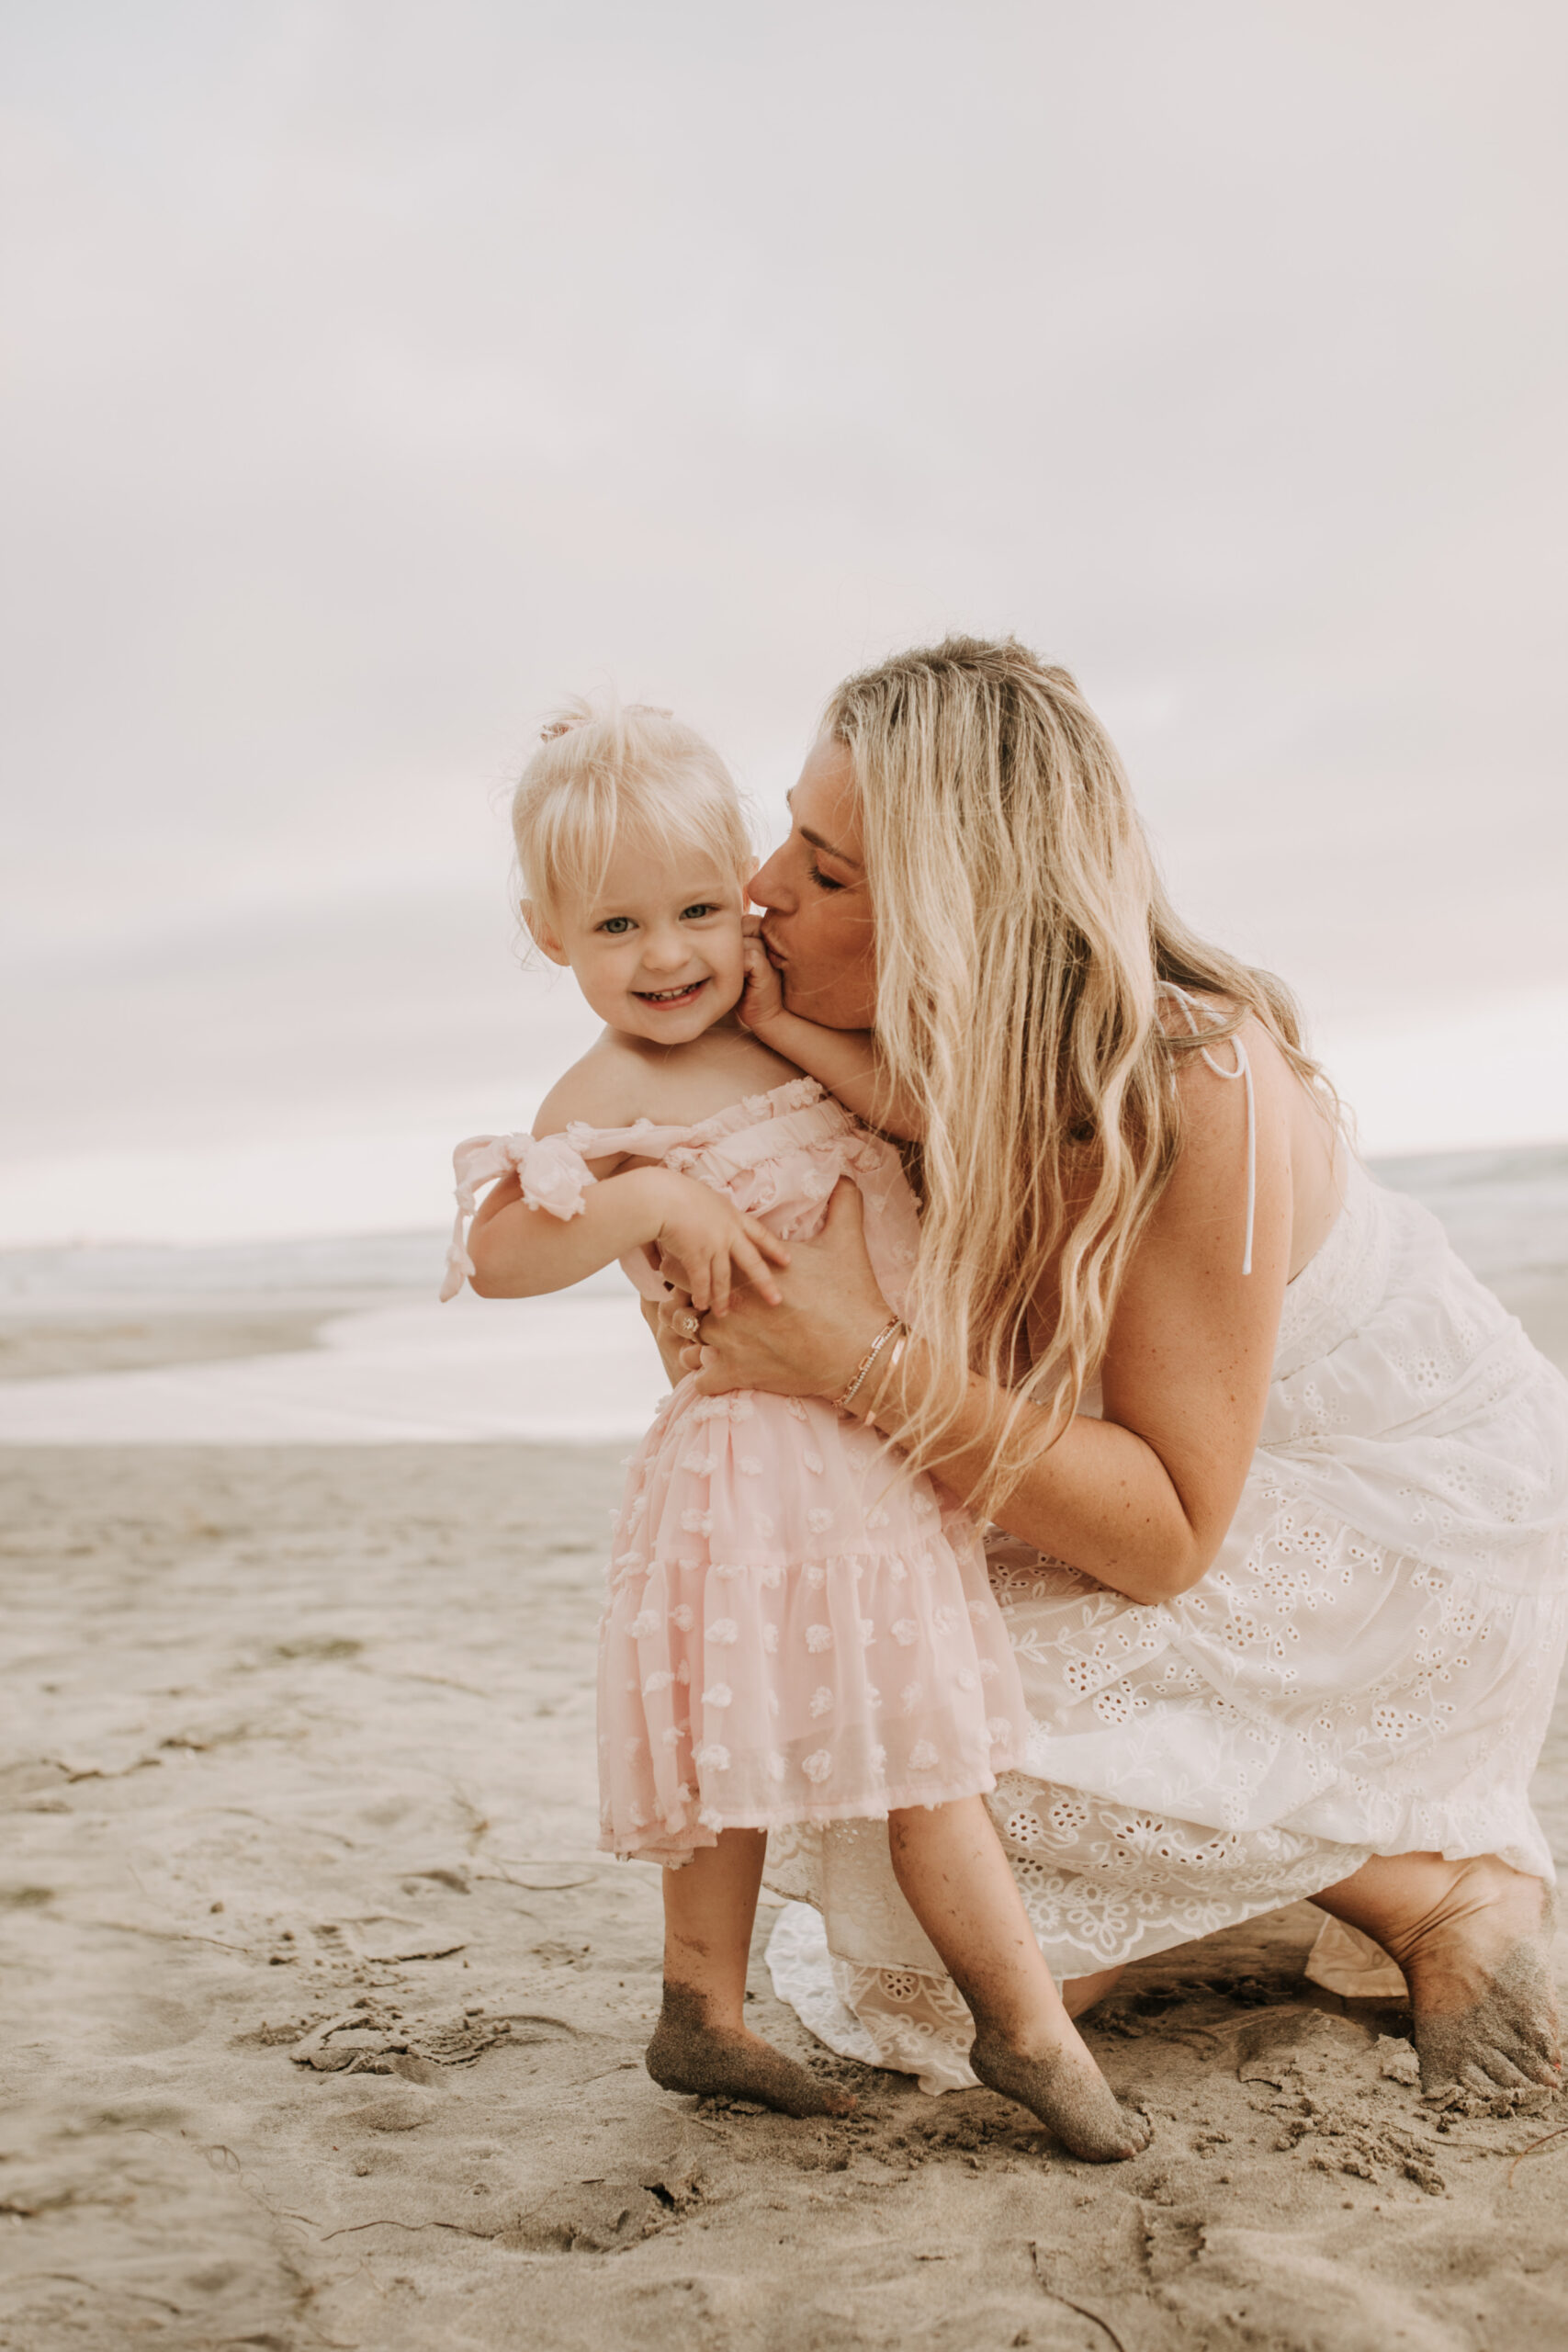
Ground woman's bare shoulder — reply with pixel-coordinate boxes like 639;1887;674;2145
1154;1028;1271;1258
1160;993;1301;1123
1156;999;1341;1280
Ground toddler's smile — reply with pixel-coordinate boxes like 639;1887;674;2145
534;839;749;1047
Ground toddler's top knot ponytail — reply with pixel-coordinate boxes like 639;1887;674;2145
513;694;753;929
539;700;671;745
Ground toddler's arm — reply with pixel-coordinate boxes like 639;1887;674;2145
738;927;923;1138
461;1116;788;1315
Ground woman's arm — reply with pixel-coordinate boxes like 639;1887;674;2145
682;1026;1297;1602
738;925;922;1137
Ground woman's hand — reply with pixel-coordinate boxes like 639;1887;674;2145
675;1179;895;1399
640;1294;693;1385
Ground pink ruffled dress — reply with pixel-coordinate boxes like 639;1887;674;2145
446;1077;1027;1864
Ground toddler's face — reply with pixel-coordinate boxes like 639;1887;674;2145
541;843;748;1046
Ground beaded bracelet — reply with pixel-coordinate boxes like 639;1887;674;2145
862;1328;908;1425
834;1316;902;1413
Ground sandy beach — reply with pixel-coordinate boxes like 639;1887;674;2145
5;1429;1568;2352
6;0;1566;2336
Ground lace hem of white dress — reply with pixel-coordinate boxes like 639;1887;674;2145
765;1901;1408;2096
765;1901;978;2094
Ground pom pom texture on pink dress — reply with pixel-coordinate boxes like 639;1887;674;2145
454;1078;1026;1862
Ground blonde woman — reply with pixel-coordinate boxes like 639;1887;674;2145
657;635;1568;2107
452;697;1144;2159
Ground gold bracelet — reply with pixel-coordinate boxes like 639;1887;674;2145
834;1316;901;1413
862;1329;908;1425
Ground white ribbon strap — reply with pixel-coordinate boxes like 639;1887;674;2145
1164;986;1257;1277
440;1130;597;1301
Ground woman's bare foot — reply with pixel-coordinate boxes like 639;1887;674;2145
970;2018;1150;2162
1323;1854;1561;2094
646;1981;856;2118
1399;1860;1560;2094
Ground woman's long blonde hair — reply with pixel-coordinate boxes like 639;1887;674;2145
828;635;1336;1507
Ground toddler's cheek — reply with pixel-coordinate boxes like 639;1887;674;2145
708;962;749;1022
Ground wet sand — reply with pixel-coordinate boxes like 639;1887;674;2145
0;1306;343;1382
4;1442;1566;2352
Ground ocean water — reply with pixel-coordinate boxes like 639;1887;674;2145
1370;1141;1568;1287
0;1225;457;1306
0;1144;1563;1444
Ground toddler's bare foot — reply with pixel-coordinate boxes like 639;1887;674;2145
1393;1860;1561;2095
970;2019;1149;2162
646;1982;856;2118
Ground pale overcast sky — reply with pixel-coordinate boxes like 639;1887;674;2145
3;2;1565;1241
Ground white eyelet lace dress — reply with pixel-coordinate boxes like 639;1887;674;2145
763;1142;1568;2093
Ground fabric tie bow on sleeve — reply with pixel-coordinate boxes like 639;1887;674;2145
440;1130;597;1301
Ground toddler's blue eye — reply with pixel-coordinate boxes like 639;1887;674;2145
681;902;719;920
598;915;635;934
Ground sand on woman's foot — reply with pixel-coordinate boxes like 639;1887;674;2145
4;1443;1568;2352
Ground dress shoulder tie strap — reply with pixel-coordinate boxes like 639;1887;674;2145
440;1128;599;1301
1162;985;1256;1277
439;1114;713;1301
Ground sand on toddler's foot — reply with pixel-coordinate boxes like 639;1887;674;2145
10;1442;1568;2352
971;2024;1151;2162
647;1981;856;2117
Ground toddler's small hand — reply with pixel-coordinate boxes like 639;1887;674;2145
651;1171;789;1318
738;924;785;1033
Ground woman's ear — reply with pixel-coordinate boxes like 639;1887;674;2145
521;899;570;967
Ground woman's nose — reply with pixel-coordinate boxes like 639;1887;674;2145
748;848;789;910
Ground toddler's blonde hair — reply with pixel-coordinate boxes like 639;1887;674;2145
827;635;1339;1510
513;696;754;924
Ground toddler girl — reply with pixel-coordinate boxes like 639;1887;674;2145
445;703;1044;2126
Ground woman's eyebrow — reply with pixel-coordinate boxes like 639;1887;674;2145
799;824;862;867
784;786;862;868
